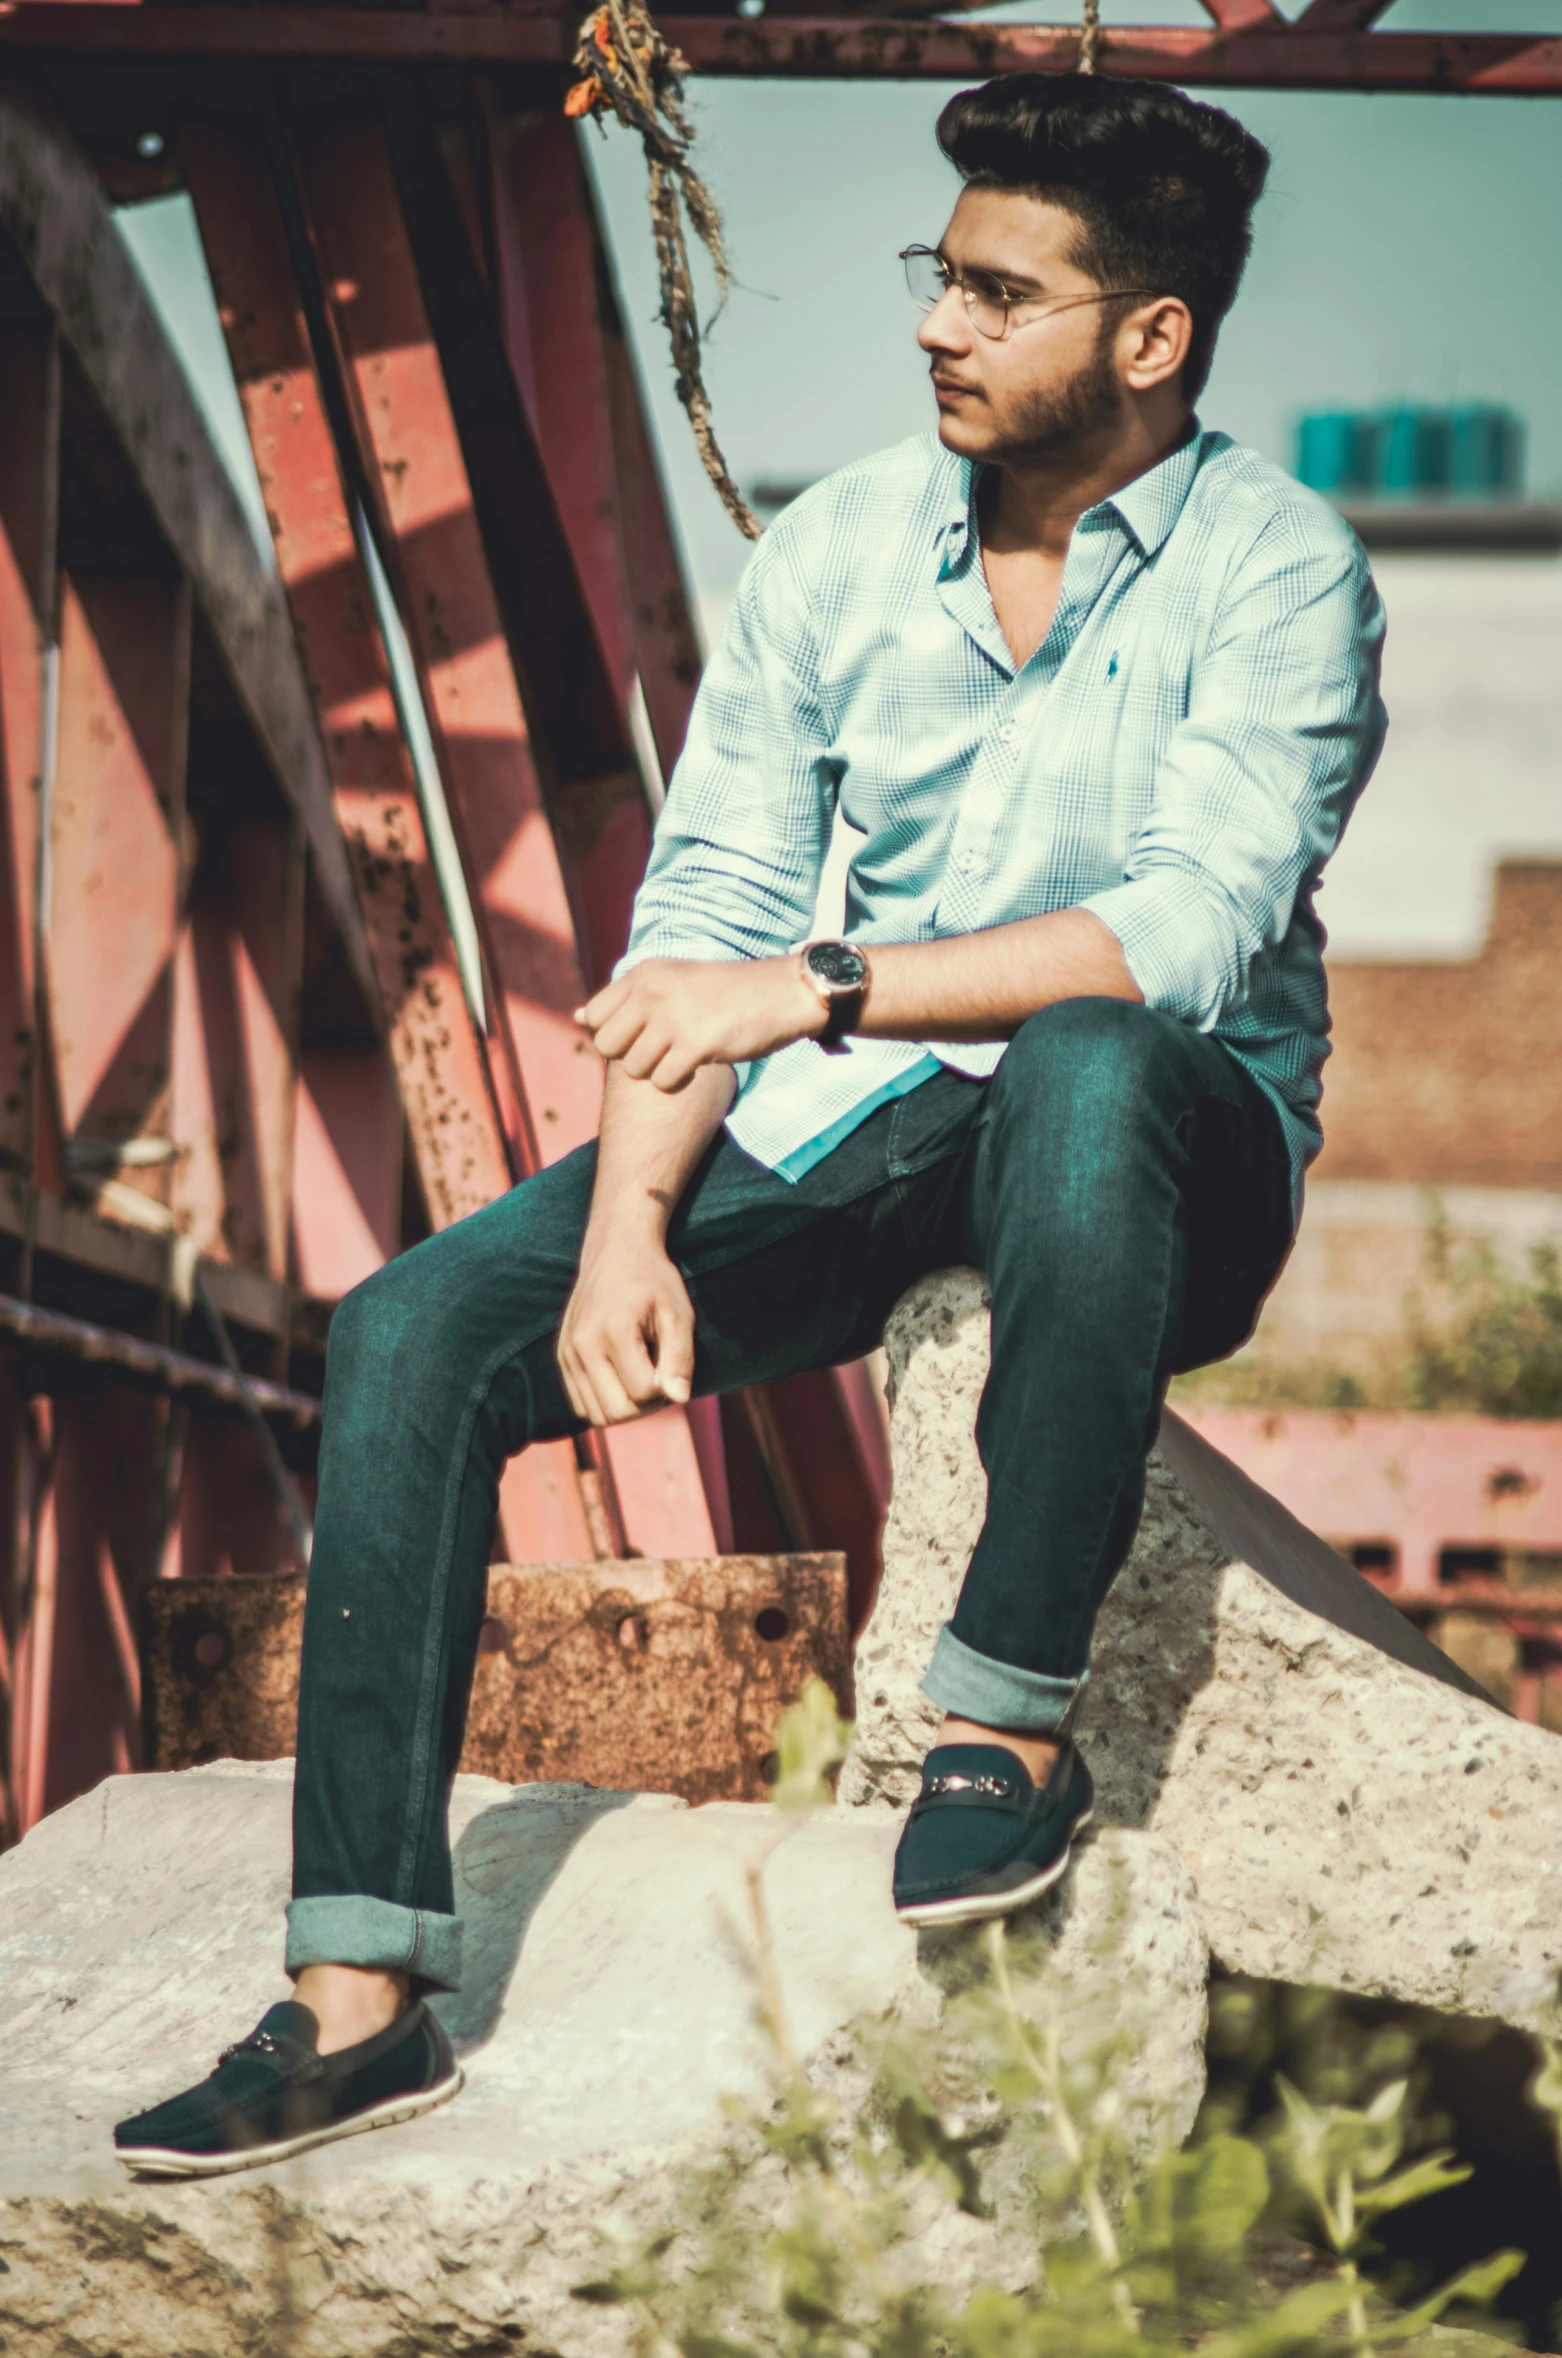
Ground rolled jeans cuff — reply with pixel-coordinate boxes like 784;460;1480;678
920;1622;1087;1738
285;1895;463;1995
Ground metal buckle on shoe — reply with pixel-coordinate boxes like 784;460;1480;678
922;1773;1013;1799
218;2030;281;2066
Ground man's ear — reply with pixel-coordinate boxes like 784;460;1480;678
1119;296;1193;394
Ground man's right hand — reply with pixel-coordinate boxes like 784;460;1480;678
556;1220;697;1428
557;1050;734;1427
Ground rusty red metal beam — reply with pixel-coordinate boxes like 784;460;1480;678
484;103;702;787
668;18;1562;89
179;117;515;1236
1193;0;1283;31
0;8;1559;89
177;115;611;1565
0;90;381;1021
295;109;601;1167
0;316;54;1194
287;102;721;1559
0;1291;321;1425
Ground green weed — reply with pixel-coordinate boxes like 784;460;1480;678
574;1686;1541;2358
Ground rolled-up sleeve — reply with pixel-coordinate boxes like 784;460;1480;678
616;521;837;976
1082;515;1386;1029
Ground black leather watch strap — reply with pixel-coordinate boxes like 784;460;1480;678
818;983;866;1050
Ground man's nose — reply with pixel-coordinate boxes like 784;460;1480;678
917;284;973;355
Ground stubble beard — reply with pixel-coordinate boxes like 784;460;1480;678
992;319;1124;467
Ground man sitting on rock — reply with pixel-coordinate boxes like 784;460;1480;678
116;70;1384;2175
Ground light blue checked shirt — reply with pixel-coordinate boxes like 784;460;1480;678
620;426;1386;1212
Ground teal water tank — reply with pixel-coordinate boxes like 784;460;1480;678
1377;408;1453;498
1449;405;1523;497
1296;412;1377;497
1296;404;1524;501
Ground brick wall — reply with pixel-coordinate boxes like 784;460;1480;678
1316;859;1562;1188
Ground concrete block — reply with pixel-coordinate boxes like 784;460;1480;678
0;1762;1206;2356
842;1267;1562;2033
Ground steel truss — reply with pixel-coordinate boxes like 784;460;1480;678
0;0;1548;1839
0;4;1558;93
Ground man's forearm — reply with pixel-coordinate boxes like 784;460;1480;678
575;908;1140;1091
584;1059;737;1245
854;908;1140;1043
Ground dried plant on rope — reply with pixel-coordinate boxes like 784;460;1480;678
567;0;763;539
564;0;1102;538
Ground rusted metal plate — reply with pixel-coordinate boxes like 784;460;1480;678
142;1552;849;1803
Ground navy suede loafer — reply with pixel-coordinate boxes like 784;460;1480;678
892;1741;1095;1928
114;1998;462;2178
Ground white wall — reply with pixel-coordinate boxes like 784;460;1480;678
1322;551;1562;960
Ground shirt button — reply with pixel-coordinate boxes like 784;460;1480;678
998;723;1015;744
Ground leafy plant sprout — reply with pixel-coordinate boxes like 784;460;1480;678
574;1682;1543;2358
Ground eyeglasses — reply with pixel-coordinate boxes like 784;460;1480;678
900;244;1156;343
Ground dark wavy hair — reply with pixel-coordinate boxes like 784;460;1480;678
936;75;1270;399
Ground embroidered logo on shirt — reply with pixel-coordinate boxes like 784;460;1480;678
1107;652;1120;680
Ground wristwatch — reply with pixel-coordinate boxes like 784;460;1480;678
801;939;870;1053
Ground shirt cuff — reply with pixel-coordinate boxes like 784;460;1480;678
1080;875;1234;1032
611;933;748;984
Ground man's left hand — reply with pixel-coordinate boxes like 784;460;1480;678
577;956;826;1090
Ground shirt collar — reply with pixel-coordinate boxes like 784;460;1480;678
937;420;1205;570
1096;420;1204;555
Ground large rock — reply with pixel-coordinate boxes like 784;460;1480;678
843;1266;1562;2033
0;1759;1206;2357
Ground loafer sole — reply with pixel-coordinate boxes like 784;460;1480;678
116;2063;464;2179
894;1807;1094;1928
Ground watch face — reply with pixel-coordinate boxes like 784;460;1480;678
806;940;869;990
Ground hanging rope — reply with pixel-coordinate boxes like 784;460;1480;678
1077;0;1101;74
567;0;762;541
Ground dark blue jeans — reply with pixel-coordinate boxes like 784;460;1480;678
288;1001;1294;1990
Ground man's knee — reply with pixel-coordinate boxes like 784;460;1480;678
325;1244;440;1391
991;997;1181;1132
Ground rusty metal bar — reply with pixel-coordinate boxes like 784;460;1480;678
0;10;1558;90
336;88;726;1558
0;1290;323;1427
179;113;515;1236
11;1392;55;1831
1192;0;1283;31
296;106;600;1166
662;19;1562;89
0;313;55;1195
373;84;655;992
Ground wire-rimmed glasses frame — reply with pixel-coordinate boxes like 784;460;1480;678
900;243;1156;343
